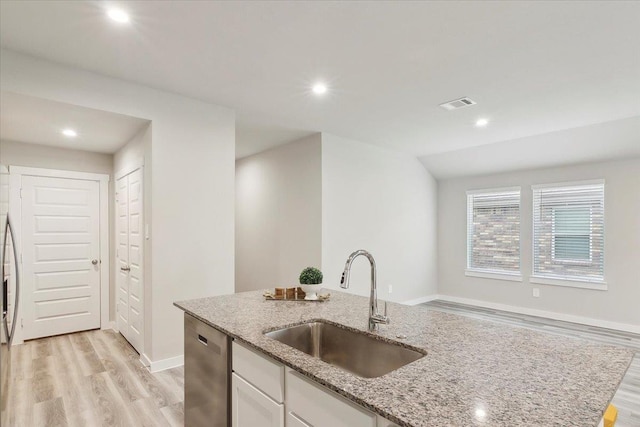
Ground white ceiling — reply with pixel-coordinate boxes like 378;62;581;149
0;1;638;161
421;116;640;179
0;92;149;153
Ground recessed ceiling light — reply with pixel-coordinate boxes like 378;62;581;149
475;118;489;127
312;83;328;95
62;129;77;137
475;409;486;419
107;8;130;23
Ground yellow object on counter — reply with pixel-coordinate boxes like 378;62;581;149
604;404;617;427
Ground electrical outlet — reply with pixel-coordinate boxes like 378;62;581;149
532;288;540;298
388;284;393;294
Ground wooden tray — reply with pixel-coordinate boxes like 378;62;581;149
263;291;331;302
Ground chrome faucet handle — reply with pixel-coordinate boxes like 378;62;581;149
371;301;390;325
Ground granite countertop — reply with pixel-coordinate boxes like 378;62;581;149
174;290;633;427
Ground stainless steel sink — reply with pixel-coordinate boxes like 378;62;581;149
264;320;425;378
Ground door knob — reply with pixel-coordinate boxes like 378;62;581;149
91;259;99;265
121;266;131;272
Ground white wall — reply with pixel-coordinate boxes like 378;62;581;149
321;134;438;303
0;139;113;173
114;123;153;354
438;158;640;329
1;50;236;364
235;134;322;292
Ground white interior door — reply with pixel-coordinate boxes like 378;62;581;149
116;174;129;337
21;175;101;340
116;168;143;353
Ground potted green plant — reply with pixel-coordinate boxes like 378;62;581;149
299;267;323;300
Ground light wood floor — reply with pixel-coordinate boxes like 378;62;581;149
3;329;184;427
424;300;640;427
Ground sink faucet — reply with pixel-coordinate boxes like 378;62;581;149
340;249;389;331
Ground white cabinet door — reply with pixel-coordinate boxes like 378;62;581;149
21;176;101;339
232;373;284;427
116;169;144;354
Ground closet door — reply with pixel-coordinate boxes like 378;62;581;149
116;174;130;341
116;169;144;354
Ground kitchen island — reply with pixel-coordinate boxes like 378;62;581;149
174;290;633;427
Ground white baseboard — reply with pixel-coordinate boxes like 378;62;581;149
435;294;640;335
143;354;184;373
102;321;117;332
140;353;152;368
402;294;440;306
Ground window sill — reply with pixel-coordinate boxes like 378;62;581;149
529;276;607;291
551;258;594;267
465;270;523;282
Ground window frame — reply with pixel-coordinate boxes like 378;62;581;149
530;179;606;290
465;186;522;280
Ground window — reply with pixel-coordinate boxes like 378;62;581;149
552;207;591;262
466;188;521;279
532;181;604;286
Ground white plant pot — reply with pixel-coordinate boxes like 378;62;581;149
300;284;322;300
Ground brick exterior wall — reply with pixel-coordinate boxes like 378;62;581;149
470;206;520;272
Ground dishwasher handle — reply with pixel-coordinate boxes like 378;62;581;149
198;334;208;346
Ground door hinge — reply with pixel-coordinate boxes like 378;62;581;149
19;188;23;199
21;318;23;328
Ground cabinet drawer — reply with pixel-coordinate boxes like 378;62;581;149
232;341;284;403
232;373;284;427
377;415;400;427
287;412;312;427
285;369;376;427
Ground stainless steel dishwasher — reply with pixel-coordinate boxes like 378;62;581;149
185;313;230;427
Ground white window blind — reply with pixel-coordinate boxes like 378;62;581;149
466;189;521;275
533;181;604;282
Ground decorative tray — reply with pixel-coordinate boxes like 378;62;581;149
263;291;331;302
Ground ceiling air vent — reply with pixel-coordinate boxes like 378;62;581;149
439;97;477;111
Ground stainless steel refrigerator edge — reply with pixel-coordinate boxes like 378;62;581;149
1;163;20;426
184;313;230;427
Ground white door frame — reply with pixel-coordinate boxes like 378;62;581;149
9;166;110;345
114;157;144;182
